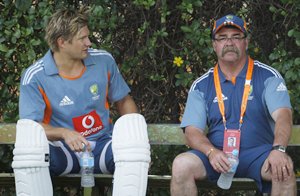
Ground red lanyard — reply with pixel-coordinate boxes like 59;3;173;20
213;57;254;130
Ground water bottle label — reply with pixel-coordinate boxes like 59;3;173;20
80;157;94;167
228;157;238;173
229;164;237;173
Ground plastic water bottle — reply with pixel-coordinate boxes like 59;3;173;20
217;149;239;189
80;147;95;187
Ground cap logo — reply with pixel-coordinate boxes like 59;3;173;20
212;14;247;38
226;15;234;21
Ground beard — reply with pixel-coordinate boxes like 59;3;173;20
221;46;240;57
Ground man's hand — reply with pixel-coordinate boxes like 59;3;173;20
208;148;231;173
264;150;293;182
62;130;90;152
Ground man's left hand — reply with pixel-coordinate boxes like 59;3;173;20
264;150;293;182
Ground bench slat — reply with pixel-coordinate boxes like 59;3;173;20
147;124;185;145
1;123;300;145
0;124;16;144
1;173;299;191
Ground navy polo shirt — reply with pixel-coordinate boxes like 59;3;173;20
181;58;291;149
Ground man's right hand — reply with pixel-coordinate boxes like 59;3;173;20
62;129;90;152
208;149;231;173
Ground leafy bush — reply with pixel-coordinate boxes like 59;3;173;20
1;0;299;123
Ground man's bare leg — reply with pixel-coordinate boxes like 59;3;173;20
171;152;206;196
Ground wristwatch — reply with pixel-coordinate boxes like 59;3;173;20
272;145;286;153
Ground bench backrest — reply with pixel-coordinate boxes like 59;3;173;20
1;123;300;145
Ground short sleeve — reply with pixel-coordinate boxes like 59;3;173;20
107;59;130;102
264;77;292;115
181;89;207;131
19;73;45;122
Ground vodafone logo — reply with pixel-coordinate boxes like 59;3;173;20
82;115;95;129
72;110;104;137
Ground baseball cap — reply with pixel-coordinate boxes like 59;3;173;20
212;14;247;38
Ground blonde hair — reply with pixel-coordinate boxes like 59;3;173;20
45;6;90;52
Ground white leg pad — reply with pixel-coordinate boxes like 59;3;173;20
12;119;53;196
112;113;151;196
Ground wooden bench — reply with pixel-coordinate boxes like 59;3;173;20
0;123;299;195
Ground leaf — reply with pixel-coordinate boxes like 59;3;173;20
269;53;278;61
0;44;8;52
180;26;192;33
269;6;276;13
15;0;31;11
30;39;41;46
288;29;294;37
295;58;300;65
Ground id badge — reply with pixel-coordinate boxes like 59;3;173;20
223;129;241;155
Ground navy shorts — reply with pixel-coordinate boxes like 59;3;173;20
49;132;114;176
189;144;273;193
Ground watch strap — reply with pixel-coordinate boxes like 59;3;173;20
272;145;286;153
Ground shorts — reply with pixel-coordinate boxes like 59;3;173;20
189;144;273;193
49;132;114;176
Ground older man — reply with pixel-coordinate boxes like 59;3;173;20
171;14;296;195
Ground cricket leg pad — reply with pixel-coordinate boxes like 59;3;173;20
112;113;151;196
12;119;53;196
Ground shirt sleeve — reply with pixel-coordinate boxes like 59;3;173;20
264;76;292;115
180;89;207;131
19;73;46;122
107;58;131;102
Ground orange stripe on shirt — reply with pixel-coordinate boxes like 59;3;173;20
231;77;236;85
59;66;86;80
105;72;111;110
106;72;113;124
39;87;52;124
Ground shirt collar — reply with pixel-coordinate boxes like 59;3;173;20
83;52;95;67
43;49;95;76
43;50;58;76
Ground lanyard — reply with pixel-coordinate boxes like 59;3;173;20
213;57;254;130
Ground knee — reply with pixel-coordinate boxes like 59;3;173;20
172;155;189;176
285;170;296;185
172;153;204;181
284;159;297;186
276;173;297;193
271;165;297;189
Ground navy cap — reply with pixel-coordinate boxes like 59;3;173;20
212;15;247;38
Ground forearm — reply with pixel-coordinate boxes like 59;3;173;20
115;95;138;115
272;108;293;146
40;123;90;151
40;123;70;141
185;126;215;157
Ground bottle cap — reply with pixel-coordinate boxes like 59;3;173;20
232;149;239;157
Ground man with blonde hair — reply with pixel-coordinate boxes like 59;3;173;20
13;7;150;195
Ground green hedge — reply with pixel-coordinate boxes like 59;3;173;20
1;0;300;124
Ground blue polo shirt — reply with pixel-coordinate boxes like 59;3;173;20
181;58;292;149
19;48;130;141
